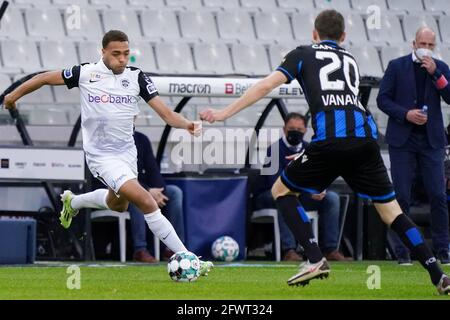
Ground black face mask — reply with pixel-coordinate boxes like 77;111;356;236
286;130;304;146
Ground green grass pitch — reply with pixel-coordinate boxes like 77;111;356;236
0;261;449;300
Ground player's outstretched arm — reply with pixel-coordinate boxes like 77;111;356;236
148;96;200;136
199;71;287;123
3;71;65;110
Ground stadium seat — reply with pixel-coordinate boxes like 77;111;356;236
91;210;160;263
254;12;294;44
102;9;142;41
0;7;27;40
1;40;41;73
423;0;450;13
351;0;388;12
438;16;450;44
380;43;412;70
64;8;103;41
268;43;293;69
40;41;79;70
141;10;180;41
231;43;271;76
436;46;450;64
90;0;128;7
78;41;102;63
240;0;278;11
128;0;166;8
216;11;255;43
179;11;218;42
315;0;351;11
251;209;318;262
13;0;51;8
366;14;404;44
387;0;424;13
52;0;89;5
25;8;65;40
203;0;240;10
350;44;383;78
154;42;196;74
165;0;203;9
277;0;315;13
53;86;80;104
344;13;368;45
291;13;316;44
402;15;440;43
0;74;11;94
192;43;234;75
128;42;158;73
27;106;69;125
13;73;54;103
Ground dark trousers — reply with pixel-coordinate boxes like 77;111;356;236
388;132;449;257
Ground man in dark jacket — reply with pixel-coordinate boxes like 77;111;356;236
377;26;450;265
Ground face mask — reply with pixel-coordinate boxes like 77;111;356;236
286;130;304;146
415;48;434;61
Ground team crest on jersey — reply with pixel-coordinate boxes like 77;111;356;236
90;73;101;83
121;79;130;88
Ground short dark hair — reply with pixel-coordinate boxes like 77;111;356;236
284;112;307;125
102;30;129;48
314;10;345;41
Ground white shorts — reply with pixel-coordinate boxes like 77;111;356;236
86;148;137;195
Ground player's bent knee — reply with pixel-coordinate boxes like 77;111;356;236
373;199;402;226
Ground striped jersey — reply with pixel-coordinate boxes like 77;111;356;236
277;40;377;142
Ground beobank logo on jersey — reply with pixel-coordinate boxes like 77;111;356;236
88;93;138;104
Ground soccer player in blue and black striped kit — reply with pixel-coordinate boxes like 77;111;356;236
200;10;450;295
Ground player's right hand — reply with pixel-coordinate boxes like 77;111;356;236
406;109;427;125
3;93;16;110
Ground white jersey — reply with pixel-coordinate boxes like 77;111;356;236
62;59;158;157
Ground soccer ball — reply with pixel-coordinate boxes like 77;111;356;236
211;236;239;262
167;251;200;282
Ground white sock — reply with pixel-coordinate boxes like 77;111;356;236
71;189;109;210
144;209;187;253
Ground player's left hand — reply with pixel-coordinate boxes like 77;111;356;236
199;108;225;123
421;56;437;75
311;191;326;201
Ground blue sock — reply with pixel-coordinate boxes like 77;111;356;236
390;214;443;285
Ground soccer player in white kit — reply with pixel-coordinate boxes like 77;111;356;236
3;30;213;274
